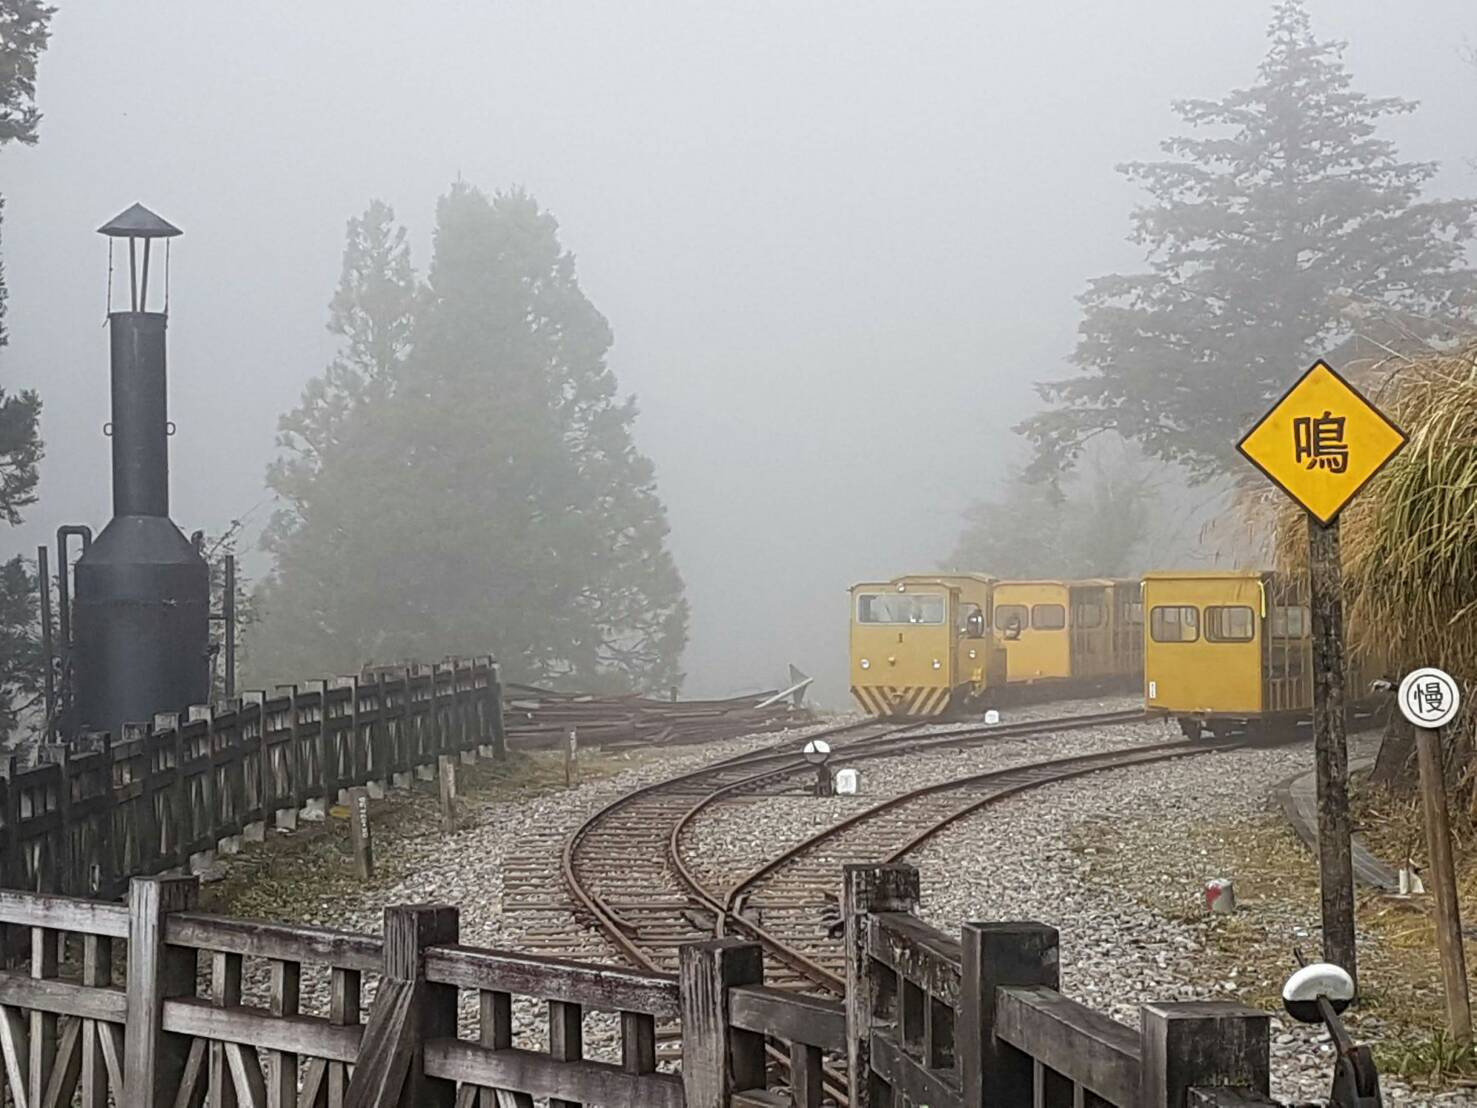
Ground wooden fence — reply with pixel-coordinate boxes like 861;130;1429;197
0;861;1290;1107
1;657;504;902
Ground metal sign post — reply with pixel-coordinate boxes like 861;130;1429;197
1398;667;1470;1044
1237;359;1408;990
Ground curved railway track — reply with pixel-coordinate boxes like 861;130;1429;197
559;706;1155;985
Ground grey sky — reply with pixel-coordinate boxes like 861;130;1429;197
4;2;1475;704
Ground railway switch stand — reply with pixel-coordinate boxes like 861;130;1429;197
1283;962;1382;1108
803;738;833;797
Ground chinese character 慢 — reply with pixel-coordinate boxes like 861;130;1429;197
1293;410;1349;473
1419;680;1447;714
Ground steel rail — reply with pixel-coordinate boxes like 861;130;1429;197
707;739;1234;993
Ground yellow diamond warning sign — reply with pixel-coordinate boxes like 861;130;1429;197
1237;359;1406;526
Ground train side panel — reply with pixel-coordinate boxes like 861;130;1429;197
1143;572;1266;718
993;581;1072;682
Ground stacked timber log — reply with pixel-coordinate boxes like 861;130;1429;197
501;684;808;749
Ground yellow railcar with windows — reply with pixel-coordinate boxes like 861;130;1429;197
993;579;1143;689
849;574;1007;717
1143;570;1380;738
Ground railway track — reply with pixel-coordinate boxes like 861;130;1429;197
558;706;1151;981
699;739;1225;993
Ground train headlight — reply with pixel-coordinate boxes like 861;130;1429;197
932;659;942;670
859;658;870;670
968;649;977;659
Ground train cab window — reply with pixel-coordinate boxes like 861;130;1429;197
1031;604;1067;630
1150;606;1199;642
1073;603;1104;628
961;604;987;639
1125;601;1145;625
1205;606;1255;642
856;593;946;625
1271;605;1310;638
994;604;1029;635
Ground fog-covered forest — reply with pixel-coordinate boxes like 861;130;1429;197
3;1;1476;720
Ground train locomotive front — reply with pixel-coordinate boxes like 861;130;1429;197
849;575;1005;717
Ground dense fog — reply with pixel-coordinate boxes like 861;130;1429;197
4;2;1475;706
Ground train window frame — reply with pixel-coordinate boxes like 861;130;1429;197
1204;605;1256;643
1031;603;1067;631
1150;605;1199;643
855;592;948;626
1271;604;1311;639
1073;602;1105;629
994;604;1029;634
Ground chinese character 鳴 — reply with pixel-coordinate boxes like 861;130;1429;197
1293;410;1349;473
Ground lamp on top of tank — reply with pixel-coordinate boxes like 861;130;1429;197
100;202;181;314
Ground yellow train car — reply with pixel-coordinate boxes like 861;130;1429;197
849;574;1007;717
993;579;1143;689
1143;570;1380;738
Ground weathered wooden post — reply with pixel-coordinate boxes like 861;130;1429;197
437;756;458;833
843;863;919;1107
488;660;508;763
564;727;580;787
81;930;113;1106
1398;668;1472;1044
275;686;301;830
960;921;1060;1107
679;938;766;1107
0;755;18;893
1140;1001;1270;1107
1307;515;1358;984
347;786;374;880
123;874;200;1108
370;670;391;798
346;904;459;1107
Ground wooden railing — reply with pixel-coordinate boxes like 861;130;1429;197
0;657;504;900
838;863;1278;1108
0;863;1299;1107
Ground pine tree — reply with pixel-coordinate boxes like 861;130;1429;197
0;0;53;744
254;184;688;692
254;200;417;680
266;199;415;515
1021;0;1477;483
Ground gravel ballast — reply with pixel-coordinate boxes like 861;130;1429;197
202;699;1463;1103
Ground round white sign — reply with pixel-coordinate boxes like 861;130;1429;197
802;739;832;765
1397;667;1462;730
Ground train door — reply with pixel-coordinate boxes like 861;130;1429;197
995;583;1072;681
1263;576;1311;713
1110;580;1145;680
953;585;1001;704
1069;585;1110;679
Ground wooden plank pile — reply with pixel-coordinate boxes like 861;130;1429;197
501;684;808;750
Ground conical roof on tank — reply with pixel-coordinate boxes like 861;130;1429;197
82;515;201;566
97;203;182;238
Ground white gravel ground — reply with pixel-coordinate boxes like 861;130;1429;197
903;735;1466;1107
206;699;1468;1104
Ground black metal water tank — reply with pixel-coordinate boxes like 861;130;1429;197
74;515;209;736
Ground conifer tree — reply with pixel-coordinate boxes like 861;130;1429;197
255;184;687;691
1021;0;1477;482
0;0;54;744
